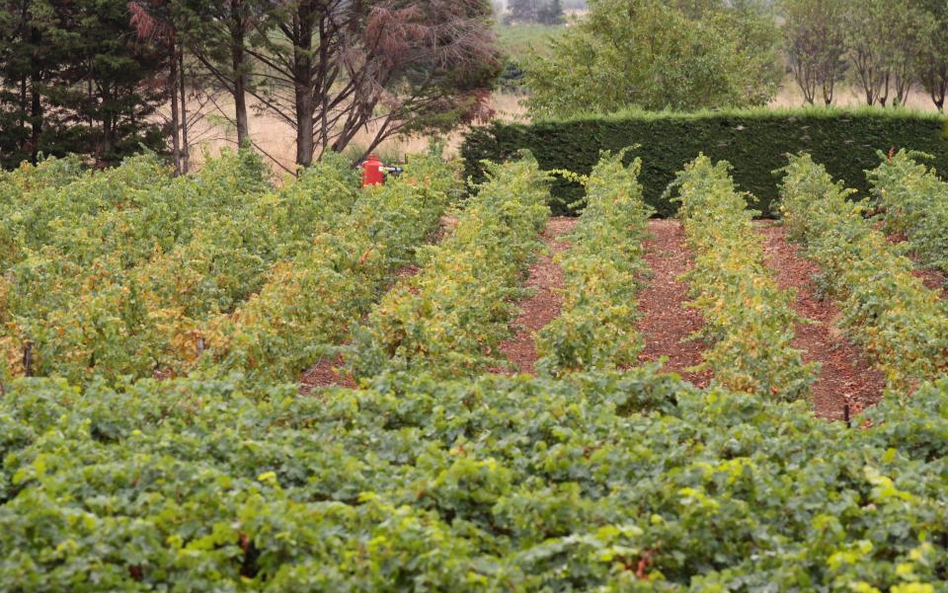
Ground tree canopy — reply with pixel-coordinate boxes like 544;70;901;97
522;0;782;117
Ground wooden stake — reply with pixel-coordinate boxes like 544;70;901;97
23;342;32;377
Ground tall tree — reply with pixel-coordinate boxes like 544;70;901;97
129;0;189;173
510;0;540;21
915;0;948;111
524;0;782;116
538;0;565;24
248;0;501;167
0;0;167;168
843;0;890;106
781;0;846;105
177;0;255;147
0;0;65;165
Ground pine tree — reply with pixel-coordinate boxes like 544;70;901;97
510;0;539;21
0;0;168;167
538;0;565;24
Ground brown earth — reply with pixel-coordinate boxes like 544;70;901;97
635;220;712;388
757;221;885;420
301;217;574;388
495;217;577;375
884;230;948;296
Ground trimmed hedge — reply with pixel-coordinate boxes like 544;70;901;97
461;107;948;217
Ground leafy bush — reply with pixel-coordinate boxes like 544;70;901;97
671;155;817;400
778;154;948;390
349;153;551;379
2;369;948;590
536;149;650;376
0;150;458;385
0;150;275;383
461;108;948;216
868;149;948;277
193;152;459;383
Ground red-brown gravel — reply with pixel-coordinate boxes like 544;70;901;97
301;354;357;391
635;219;712;387
757;221;884;419
885;232;948;296
495;217;577;375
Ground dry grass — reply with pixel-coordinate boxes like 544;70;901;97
771;83;940;111
187;93;530;175
186;81;940;177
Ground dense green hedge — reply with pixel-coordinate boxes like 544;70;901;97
462;107;948;217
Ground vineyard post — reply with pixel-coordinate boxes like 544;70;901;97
23;342;33;377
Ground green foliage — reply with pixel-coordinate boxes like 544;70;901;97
778;154;948;390
536;149;650;376
868;150;948;277
3;368;948;590
349;153;551;379
461;107;948;217
0;0;169;167
522;0;782;117
671;155;817;400
0;149;460;385
914;0;948;110
194;152;460;384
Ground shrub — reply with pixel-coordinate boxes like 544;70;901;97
536;149;650;376
777;154;948;390
461;107;948;217
671;155;817;400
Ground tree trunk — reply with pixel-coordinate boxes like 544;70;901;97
295;84;314;167
169;42;181;175
28;26;42;164
18;77;26;129
292;0;316;167
878;72;890;108
178;44;189;173
29;83;41;163
230;0;250;146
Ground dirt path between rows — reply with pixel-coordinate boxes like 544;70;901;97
301;219;457;392
495;217;577;375
757;222;884;419
884;232;948;297
635;220;712;388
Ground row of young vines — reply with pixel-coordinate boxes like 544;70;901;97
0;150;459;386
868;149;948;275
778;154;948;391
535;150;651;376
349;154;552;380
673;155;817;400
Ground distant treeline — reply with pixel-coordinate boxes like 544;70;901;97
0;0;502;172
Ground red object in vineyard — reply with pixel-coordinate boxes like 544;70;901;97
362;154;385;187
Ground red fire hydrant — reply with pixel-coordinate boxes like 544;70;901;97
361;154;385;187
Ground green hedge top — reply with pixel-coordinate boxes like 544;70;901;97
461;107;948;217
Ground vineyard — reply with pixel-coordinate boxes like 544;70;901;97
3;146;948;591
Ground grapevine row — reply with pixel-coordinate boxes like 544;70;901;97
0;152;455;385
778;154;948;391
673;155;816;400
867;149;948;276
0;151;271;273
349;154;552;379
2;368;947;590
535;150;650;376
191;153;459;383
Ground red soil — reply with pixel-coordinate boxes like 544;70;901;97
495;217;577;375
757;222;884;419
635;220;712;388
884;231;948;296
300;354;356;391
